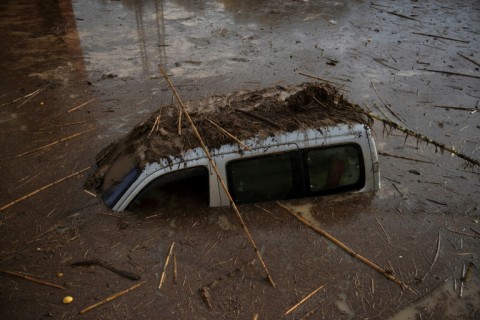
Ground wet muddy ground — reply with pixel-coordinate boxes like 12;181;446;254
0;0;479;319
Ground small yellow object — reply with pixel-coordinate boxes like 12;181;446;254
62;296;73;304
57;272;64;278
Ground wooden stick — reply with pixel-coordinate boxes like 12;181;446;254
366;112;480;167
378;152;433;164
413;32;469;44
177;106;183;136
430;105;477;112
0;270;66;290
0;167;90;212
173;254;178;284
158;241;175;289
158;64;276;287
297;71;343;86
278;202;413;291
419;230;441;281
422;69;480;79
457;52;480;67
371;82;404;123
284;284;324;316
67;98;96;113
203;117;251;151
372;58;399;71
16;127;95;158
79;281;146;314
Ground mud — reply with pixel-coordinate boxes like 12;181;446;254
1;0;479;319
87;82;371;194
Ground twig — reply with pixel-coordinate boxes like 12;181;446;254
370;5;419;21
460;264;465;298
457;52;480;67
284;285;324;316
372;58;399;71
79;281;146;314
374;216;391;244
159;241;175;289
419;230;441;281
0;84;49;107
413;32;469;44
278;202;413;291
158;64;276;288
177;106;183;136
16;127;95;158
366;112;480;167
0;270;66;290
371;82;404;123
430;105;477;112
297;71;343;86
67;98;96;113
0;167;90;212
378;152;433;164
235;108;282;130
173;254;178;284
203;117;251;151
447;228;479;238
422;69;480;79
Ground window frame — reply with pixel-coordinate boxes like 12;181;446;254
225;143;365;204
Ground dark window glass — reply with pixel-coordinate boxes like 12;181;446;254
127;166;209;212
226;151;302;204
306;144;364;194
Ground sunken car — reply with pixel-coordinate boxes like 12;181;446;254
86;83;380;212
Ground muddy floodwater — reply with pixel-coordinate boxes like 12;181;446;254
1;0;479;319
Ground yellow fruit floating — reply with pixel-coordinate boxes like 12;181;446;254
62;296;73;304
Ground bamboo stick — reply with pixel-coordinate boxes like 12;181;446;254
277;202;413;291
0;270;66;290
67;98;96;113
419;230;441;281
367;112;480;167
203;117;251;151
158;64;276;287
457;52;480;67
0;167;90;212
371;82;404;123
158;241;175;289
16;127;95;158
413;32;469;44
284;284;324;316
79;281;146;314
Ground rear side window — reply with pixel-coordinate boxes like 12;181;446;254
226;144;365;204
305;144;364;195
226;151;302;204
126;166;209;212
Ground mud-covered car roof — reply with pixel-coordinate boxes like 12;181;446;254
86;82;372;194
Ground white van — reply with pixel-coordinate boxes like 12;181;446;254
89;83;381;212
102;124;379;211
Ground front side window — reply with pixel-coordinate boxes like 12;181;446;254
127;166;209;212
226;151;302;204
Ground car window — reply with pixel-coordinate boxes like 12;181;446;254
306;144;364;194
226;151;302;204
126;166;209;212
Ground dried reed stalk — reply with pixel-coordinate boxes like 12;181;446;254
203;117;251;151
0;167;90;212
79;281;146;314
158;241;175;289
158;64;276;287
278;202;413;291
0;270;66;290
284;284;324;316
